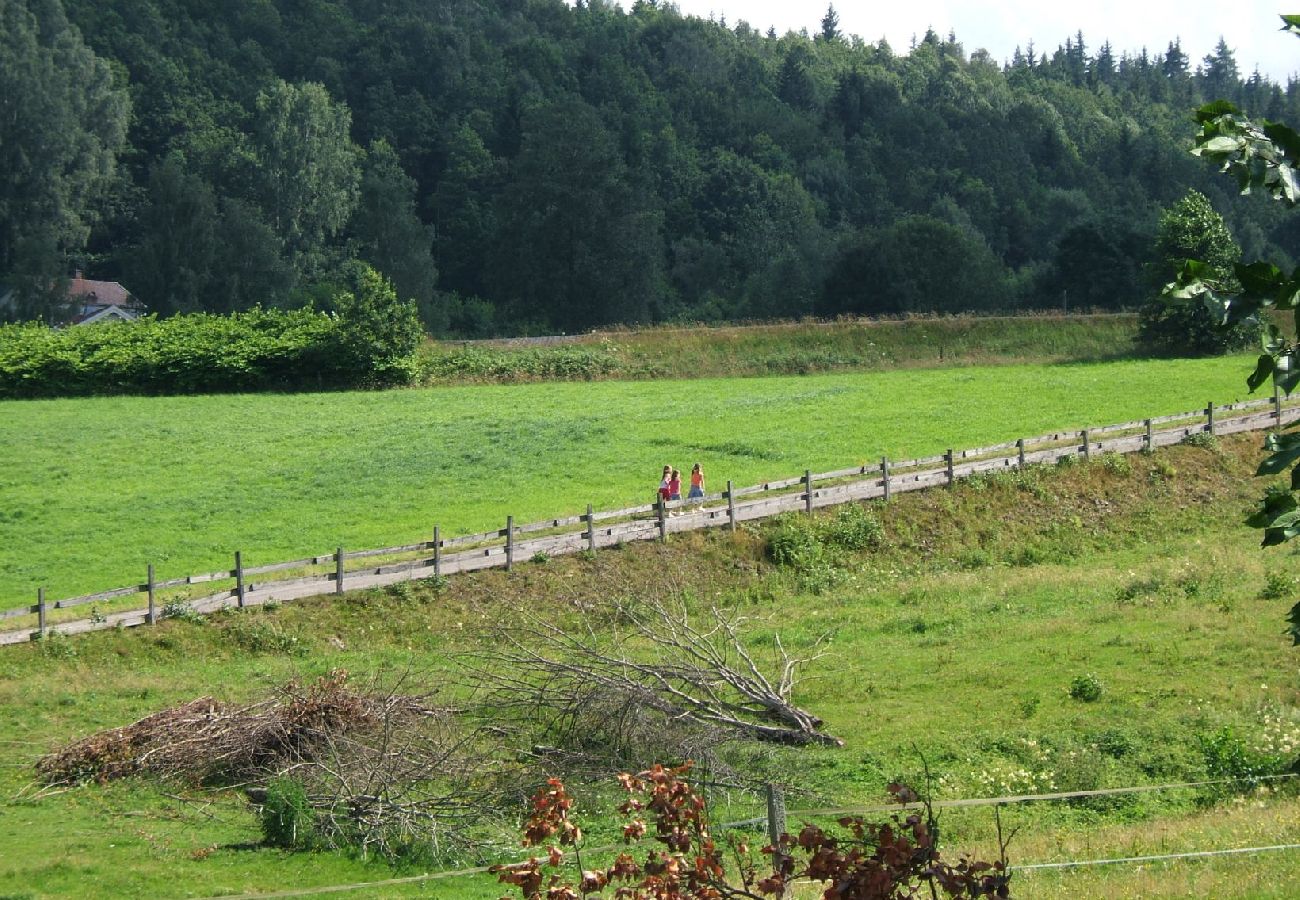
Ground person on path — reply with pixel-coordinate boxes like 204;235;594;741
688;463;705;501
668;468;682;502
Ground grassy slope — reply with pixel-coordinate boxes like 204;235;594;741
1;435;1298;898
422;315;1142;382
0;354;1261;603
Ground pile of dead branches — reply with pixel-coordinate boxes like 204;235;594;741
469;596;842;756
36;669;443;787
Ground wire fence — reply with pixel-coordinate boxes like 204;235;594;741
195;773;1300;899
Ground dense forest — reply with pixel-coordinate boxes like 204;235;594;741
5;0;1300;334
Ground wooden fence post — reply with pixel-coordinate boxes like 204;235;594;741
1017;438;1026;469
726;481;736;531
945;449;955;487
506;516;515;571
235;551;246;607
433;526;441;577
881;456;891;501
1144;419;1153;452
335;547;344;595
37;587;46;639
658;495;668;542
804;470;814;515
587;504;596;553
1275;382;1284;427
147;563;156;625
1082;428;1091;462
766;783;789;898
1206;401;1215;436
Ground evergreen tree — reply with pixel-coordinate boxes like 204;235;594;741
819;4;838;42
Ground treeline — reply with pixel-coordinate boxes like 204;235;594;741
5;0;1300;335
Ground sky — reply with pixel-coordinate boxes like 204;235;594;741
657;1;1300;83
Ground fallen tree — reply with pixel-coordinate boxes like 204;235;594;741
471;596;842;749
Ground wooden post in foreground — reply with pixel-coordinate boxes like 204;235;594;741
1275;382;1283;427
433;526;441;577
1082;428;1091;462
766;783;789;898
658;495;668;542
726;481;736;531
147;564;156;625
881;456;891;501
586;504;596;553
1206;402;1216;436
335;547;344;595
804;470;814;516
506;516;515;571
235;551;246;607
1017;438;1026;469
37;587;46;639
945;449;955;487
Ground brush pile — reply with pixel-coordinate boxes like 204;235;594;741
37;670;440;786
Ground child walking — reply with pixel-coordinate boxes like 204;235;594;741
688;463;705;500
668;468;682;502
658;465;672;503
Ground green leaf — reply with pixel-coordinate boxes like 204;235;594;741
1196;100;1240;122
1265;122;1300;160
1256;444;1300;475
1201;135;1241;154
1282;14;1300;35
1235;260;1286;296
1248;354;1275;392
1262;430;1300;452
1246;490;1297;528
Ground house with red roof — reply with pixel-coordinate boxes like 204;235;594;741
66;271;145;325
0;271;145;324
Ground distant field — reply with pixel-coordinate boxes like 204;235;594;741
420;313;1142;382
0;354;1261;603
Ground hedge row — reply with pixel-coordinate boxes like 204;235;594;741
0;308;397;398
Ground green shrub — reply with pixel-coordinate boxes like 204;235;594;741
0;271;428;398
1182;430;1218;449
1101;452;1131;476
821;503;884;552
1068;673;1105;702
766;517;823;570
260;776;317;849
1260;571;1296;601
330;262;423;385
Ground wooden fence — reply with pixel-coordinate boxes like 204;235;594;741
4;390;1298;647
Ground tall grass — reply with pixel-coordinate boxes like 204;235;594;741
419;314;1140;383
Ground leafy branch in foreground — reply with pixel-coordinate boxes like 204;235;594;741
493;762;1012;900
1163;13;1300;643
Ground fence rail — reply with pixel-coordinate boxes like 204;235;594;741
4;391;1297;646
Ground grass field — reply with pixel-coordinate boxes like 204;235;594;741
1;434;1298;898
0;354;1263;605
419;314;1142;382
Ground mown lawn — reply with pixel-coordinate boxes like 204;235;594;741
0;355;1261;605
1;435;1298;898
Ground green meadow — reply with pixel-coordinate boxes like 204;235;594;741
0;354;1262;605
0;435;1297;898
